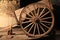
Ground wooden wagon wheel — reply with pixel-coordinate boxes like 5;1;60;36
19;3;54;38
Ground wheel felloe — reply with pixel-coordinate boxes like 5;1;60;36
19;3;54;38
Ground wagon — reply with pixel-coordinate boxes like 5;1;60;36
0;0;54;39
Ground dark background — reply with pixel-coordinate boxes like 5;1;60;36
20;0;40;8
20;0;60;30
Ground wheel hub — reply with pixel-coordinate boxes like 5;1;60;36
35;19;40;24
30;14;41;24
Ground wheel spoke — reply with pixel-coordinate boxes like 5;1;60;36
33;5;37;16
25;7;32;17
24;22;33;29
25;17;31;19
30;11;35;16
42;17;52;20
27;7;34;16
36;23;40;34
28;24;34;33
22;20;31;24
41;21;52;23
34;9;36;16
27;13;32;17
36;4;39;15
40;22;49;29
39;24;45;33
24;10;32;17
39;7;46;17
37;8;40;15
21;18;30;20
41;11;50;18
33;23;36;35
